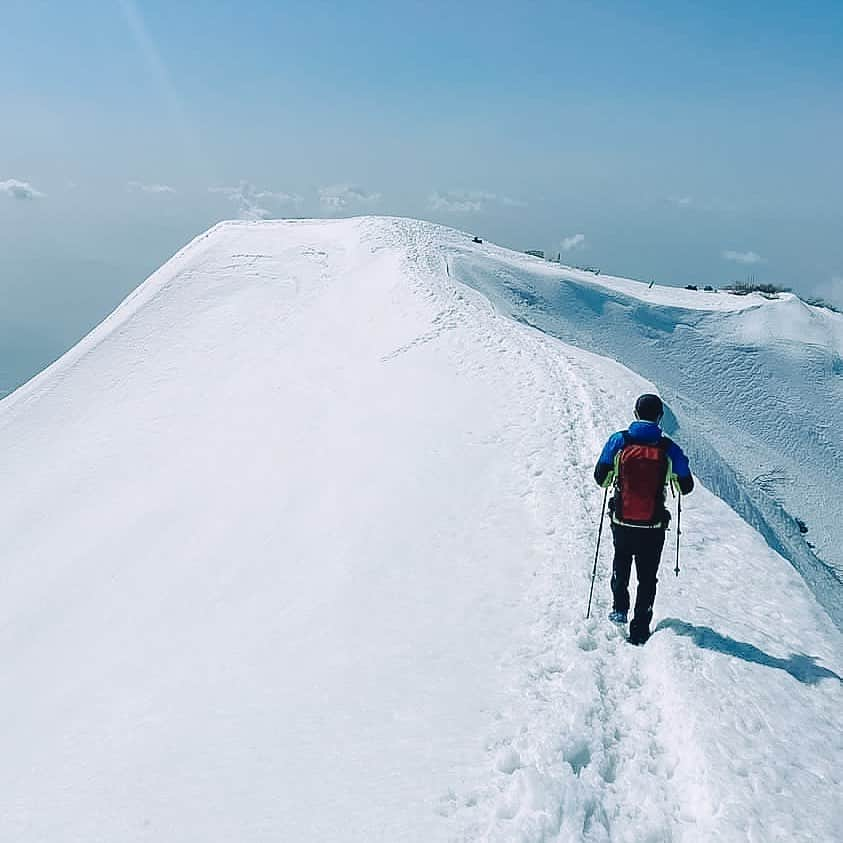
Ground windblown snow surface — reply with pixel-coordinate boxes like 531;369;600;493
0;217;840;842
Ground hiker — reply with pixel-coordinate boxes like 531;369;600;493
593;394;694;644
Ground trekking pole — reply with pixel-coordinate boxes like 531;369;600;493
586;487;609;619
674;494;682;576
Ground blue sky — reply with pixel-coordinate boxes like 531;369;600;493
2;0;842;393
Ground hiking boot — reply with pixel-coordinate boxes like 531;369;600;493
628;627;651;646
608;610;628;624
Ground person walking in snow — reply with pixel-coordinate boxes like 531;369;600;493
593;394;694;645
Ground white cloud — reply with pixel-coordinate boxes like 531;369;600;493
667;195;693;207
258;189;302;203
210;181;302;220
722;249;764;265
429;190;492;213
0;178;45;200
129;181;176;194
318;184;381;212
561;233;586;252
428;190;525;213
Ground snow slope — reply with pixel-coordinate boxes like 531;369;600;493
0;218;840;842
450;245;843;628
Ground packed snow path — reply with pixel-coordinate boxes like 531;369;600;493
0;218;839;841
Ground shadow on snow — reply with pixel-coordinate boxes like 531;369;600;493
655;618;842;686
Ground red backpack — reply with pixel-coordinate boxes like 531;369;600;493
612;432;670;526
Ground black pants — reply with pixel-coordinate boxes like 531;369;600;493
611;524;666;635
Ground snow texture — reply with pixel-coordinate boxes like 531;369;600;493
0;217;840;841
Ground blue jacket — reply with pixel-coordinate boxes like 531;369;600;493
594;420;694;494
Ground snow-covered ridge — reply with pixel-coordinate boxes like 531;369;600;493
0;217;839;841
446;237;843;628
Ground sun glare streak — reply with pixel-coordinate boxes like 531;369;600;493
117;0;211;179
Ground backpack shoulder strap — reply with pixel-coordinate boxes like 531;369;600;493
658;435;678;493
612;431;632;479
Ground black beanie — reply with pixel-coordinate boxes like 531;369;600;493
635;393;664;422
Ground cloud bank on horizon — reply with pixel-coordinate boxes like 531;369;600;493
2;172;840;309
